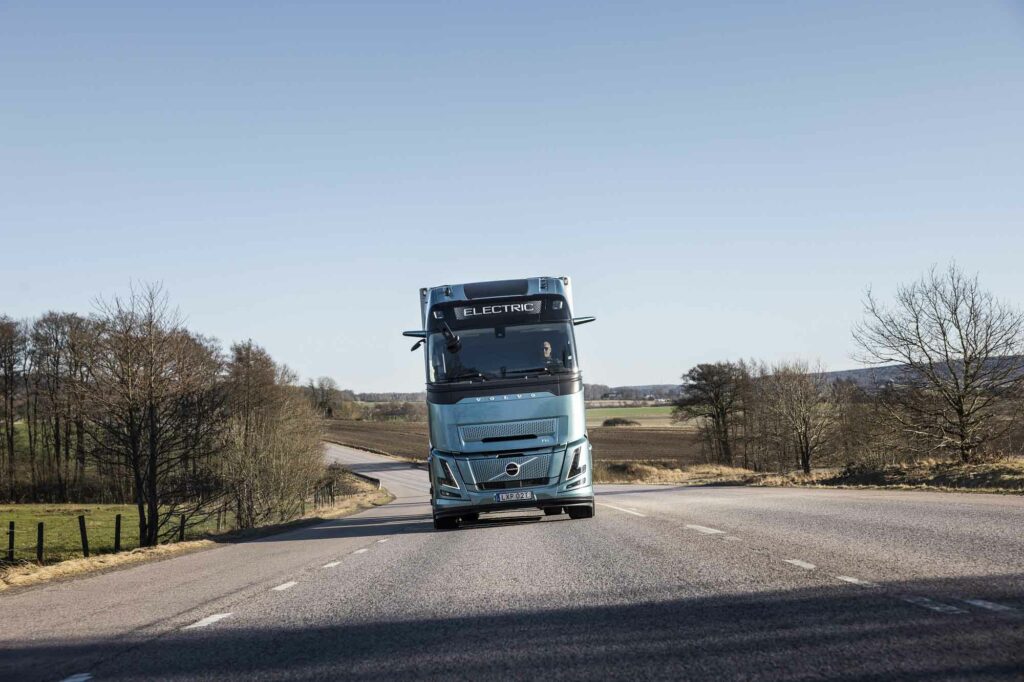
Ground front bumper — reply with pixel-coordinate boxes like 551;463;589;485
433;489;594;519
430;437;594;518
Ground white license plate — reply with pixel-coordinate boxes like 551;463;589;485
496;490;535;503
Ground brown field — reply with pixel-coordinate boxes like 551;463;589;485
323;420;703;465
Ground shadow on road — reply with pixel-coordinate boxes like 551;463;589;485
9;576;1022;681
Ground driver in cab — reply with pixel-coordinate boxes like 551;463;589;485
542;340;561;370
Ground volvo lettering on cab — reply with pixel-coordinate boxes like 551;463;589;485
403;277;596;530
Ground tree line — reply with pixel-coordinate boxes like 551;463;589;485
303;377;427;422
675;265;1024;473
0;284;325;545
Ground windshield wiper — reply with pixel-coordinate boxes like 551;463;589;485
503;366;556;377
447;371;488;382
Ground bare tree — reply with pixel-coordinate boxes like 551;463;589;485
88;283;223;545
224;342;323;528
0;317;25;498
675;362;748;466
853;264;1024;462
759;360;835;474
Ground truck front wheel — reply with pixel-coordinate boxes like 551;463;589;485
567;505;595;520
433;516;460;530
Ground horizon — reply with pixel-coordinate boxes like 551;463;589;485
4;2;1023;392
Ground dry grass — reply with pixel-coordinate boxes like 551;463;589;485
755;457;1024;494
0;483;392;593
593;460;757;485
595;457;1024;494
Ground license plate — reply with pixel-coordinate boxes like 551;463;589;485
496;490;535;503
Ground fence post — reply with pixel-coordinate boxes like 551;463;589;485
78;515;89;558
37;522;44;564
6;521;14;562
178;515;186;542
114;514;122;553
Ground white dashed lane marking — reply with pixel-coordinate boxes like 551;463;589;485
59;675;93;682
272;581;297;591
596;503;647;517
353;548;369;554
962;599;1017;613
377;538;389;543
685;524;725;535
901;596;966;614
183;613;232;629
783;559;816;570
322;561;341;568
836;576;876;587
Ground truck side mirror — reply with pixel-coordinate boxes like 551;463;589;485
410;339;425;352
572;316;596;326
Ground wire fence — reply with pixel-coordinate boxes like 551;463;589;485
0;480;344;565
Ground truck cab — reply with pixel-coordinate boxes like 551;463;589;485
404;277;596;529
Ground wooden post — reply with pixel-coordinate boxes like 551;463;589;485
36;522;44;564
178;515;186;542
6;521;14;562
114;514;122;553
78;515;89;558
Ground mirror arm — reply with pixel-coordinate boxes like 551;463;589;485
572;316;596;326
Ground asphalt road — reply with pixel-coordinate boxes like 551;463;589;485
2;443;1023;681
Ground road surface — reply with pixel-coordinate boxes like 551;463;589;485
2;442;1022;680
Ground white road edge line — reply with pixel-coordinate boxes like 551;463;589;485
59;675;93;682
596;502;647;517
272;581;297;591
783;559;816;570
685;524;725;535
962;599;1017;613
322;561;341;568
901;596;966;614
353;548;369;554
183;613;232;630
836;576;876;587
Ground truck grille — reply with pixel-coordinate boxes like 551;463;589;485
461;453;552;484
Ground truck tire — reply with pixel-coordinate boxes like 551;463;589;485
567;504;595;520
433;516;459;530
461;513;479;523
544;507;563;516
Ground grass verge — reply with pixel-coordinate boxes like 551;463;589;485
755;458;1024;494
595;458;1024;494
0;480;393;593
594;461;758;485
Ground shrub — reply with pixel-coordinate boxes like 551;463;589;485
602;417;640;427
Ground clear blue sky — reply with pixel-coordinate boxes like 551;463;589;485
3;2;1023;392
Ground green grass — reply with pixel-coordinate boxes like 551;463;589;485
0;504;235;564
586;406;675;422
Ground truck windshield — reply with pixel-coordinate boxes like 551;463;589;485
429;322;577;383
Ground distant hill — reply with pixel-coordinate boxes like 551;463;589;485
819;365;905;390
822;357;1024;391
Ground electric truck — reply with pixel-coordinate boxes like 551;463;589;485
404;277;596;530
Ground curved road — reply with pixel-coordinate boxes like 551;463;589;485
2;442;1022;680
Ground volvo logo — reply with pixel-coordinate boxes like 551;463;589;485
505;462;520;477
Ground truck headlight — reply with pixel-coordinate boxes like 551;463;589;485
567;446;586;479
437;458;460;489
